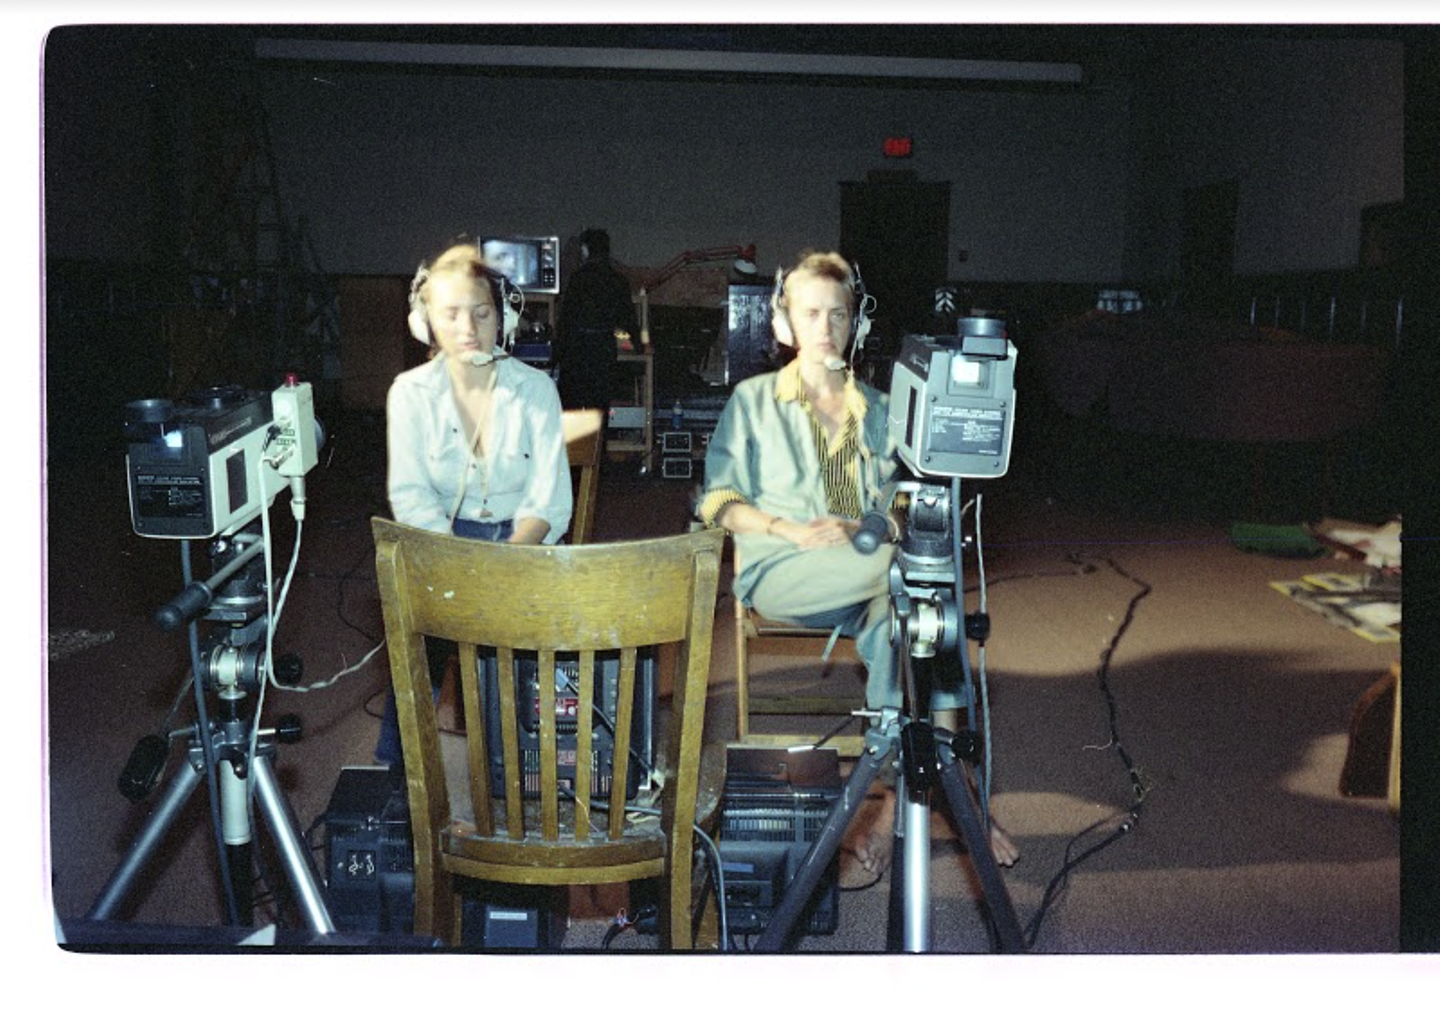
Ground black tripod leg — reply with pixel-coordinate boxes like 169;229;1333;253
252;755;335;933
86;756;205;921
935;749;1027;952
754;734;892;953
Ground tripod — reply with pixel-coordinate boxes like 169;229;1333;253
86;532;334;934
755;479;1026;953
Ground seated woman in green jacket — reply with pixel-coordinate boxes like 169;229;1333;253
699;249;1018;877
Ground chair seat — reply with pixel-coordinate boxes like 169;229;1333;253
737;597;866;756
440;741;727;884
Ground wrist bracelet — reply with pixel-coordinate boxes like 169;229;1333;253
766;515;782;536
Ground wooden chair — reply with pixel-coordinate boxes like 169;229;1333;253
373;518;725;948
562;408;604;545
733;547;866;758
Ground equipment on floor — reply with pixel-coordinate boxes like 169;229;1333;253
320;766;566;949
718;747;842;937
482;648;657;799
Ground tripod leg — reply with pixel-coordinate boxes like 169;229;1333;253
935;747;1027;952
882;767;936;952
900;779;932;951
251;755;335;933
754;732;893;953
87;756;204;921
220;759;255;926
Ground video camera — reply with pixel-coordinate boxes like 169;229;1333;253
124;379;321;539
887;317;1017;480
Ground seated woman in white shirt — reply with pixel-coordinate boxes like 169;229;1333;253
374;242;572;765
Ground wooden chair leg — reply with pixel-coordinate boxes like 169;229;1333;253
412;851;456;944
665;848;695;950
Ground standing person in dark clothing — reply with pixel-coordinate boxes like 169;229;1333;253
555;228;640;411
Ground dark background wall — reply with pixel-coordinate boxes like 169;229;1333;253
38;23;1421;479
43;25;1404;281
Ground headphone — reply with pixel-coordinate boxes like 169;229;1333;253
407;259;523;352
770;257;874;365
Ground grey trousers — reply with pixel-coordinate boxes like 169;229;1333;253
744;542;966;713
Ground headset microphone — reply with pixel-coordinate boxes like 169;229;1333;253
465;348;509;367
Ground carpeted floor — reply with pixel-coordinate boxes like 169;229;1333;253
44;406;1403;955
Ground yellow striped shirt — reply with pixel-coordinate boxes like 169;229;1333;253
700;361;866;526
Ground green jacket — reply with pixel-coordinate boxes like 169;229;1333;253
702;361;897;603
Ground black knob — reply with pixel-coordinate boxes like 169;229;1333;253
274;713;304;744
273;653;304;686
118;734;170;802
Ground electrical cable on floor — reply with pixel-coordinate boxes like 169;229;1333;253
1022;551;1152;950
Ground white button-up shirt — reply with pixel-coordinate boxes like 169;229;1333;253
386;354;572;543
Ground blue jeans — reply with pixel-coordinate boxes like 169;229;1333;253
374;518;512;766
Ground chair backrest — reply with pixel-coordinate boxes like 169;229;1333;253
372;517;723;868
562;408;604;545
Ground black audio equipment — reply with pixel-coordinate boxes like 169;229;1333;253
719;747;842;936
322;767;416;935
481;648;657;800
660;428;695;480
321;768;566;948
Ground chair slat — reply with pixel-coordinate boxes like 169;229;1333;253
495;645;524;839
458;646;492;836
608;647;637;841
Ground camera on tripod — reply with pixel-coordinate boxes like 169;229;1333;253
124;378;321;539
837;319;1017;691
888;316;1017;481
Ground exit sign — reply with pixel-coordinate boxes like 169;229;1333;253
883;136;914;158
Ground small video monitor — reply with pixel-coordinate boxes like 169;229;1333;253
480;236;560;294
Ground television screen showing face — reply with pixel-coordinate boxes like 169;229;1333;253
481;240;537;286
481;236;560;294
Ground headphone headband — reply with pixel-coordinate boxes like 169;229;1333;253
407;258;523;348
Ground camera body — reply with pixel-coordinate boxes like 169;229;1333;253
125;381;319;539
887;319;1017;480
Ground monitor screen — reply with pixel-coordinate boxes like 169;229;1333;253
480;235;560;294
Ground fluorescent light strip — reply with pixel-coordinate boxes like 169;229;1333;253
254;38;1083;84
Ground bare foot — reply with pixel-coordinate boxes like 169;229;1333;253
988;819;1020;867
845;788;1020;876
848;788;897;877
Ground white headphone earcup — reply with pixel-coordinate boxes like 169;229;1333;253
772;309;794;347
408;306;431;344
770;266;793;346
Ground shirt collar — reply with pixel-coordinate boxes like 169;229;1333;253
774;358;868;422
